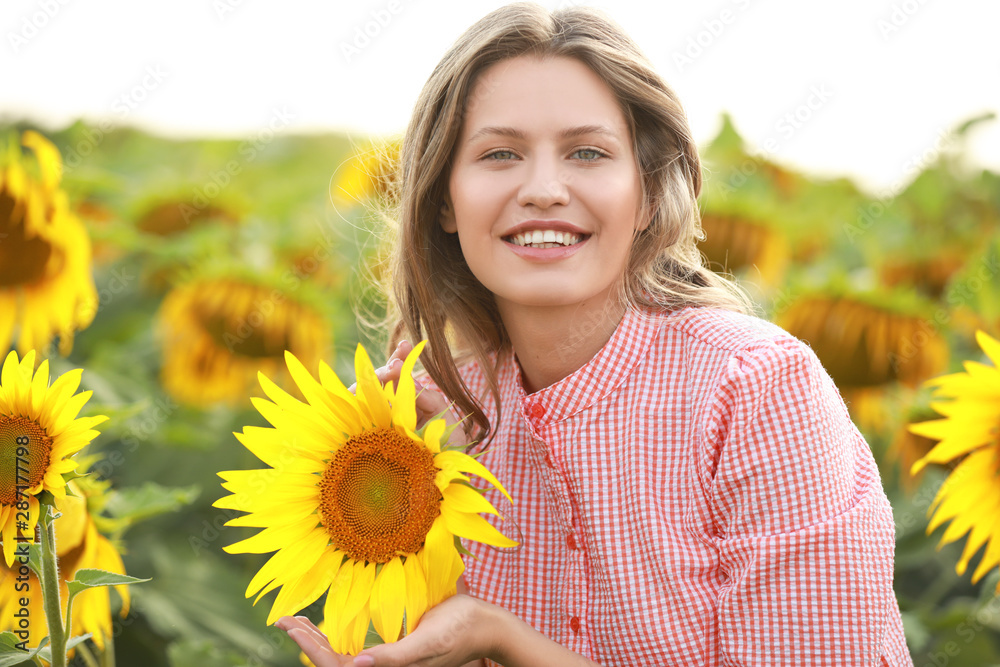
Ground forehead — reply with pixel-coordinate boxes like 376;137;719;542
460;55;630;140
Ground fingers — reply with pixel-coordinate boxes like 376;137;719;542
276;616;352;667
276;615;325;643
378;340;412;387
348;341;411;394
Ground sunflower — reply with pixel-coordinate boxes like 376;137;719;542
777;295;948;390
887;405;940;494
215;341;516;655
0;478;130;651
76;198;125;267
330;138;401;211
879;251;969;300
156;277;330;406
0;131;99;356
698;213;789;288
0;349;107;567
136;199;239;237
909;330;1000;589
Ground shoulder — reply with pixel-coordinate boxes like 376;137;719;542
639;306;847;453
644;305;824;381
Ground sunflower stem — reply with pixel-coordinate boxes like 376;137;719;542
101;629;116;667
77;643;100;667
38;505;68;667
62;579;76;662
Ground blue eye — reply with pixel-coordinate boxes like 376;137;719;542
574;148;605;161
484;150;516;160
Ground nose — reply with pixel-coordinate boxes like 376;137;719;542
516;153;570;210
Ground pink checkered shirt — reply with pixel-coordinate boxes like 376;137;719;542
449;306;912;666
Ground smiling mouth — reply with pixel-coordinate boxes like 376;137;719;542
505;230;586;248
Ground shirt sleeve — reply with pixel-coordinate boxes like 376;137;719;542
702;335;912;666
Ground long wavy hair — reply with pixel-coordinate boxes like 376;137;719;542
383;2;752;443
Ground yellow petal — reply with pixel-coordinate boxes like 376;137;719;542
355;344;391;428
422;418;446;455
402;555;428;633
390;340;427;433
339;560;376;640
976;330;1000;368
224;519;316;555
266;547;344;624
370;556;405;644
442;482;500;517
22;130;63;191
434;450;512;504
420;519;461;607
440;502;518;548
246;529;329;597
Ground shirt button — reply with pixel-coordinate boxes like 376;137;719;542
527;402;545;420
566;533;577;550
569;616;581;634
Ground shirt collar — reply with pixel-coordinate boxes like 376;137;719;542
504;305;667;424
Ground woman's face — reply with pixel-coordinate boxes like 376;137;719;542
442;54;645;315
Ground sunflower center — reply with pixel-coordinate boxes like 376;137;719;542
0;189;56;288
318;427;441;564
0;416;53;506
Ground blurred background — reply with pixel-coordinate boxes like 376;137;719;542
1;0;999;664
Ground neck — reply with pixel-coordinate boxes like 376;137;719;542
497;293;627;394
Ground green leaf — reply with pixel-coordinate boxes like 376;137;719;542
0;632;48;666
66;569;151;603
34;634;92;663
104;482;200;526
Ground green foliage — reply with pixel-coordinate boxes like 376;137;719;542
0;632;48;667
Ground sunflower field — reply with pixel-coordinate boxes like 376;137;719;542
0;110;999;665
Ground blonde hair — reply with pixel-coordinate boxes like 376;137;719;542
385;2;752;442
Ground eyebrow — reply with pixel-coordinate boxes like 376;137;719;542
465;124;622;143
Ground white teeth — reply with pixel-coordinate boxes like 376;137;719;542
509;230;583;248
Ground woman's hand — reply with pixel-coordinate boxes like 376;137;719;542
275;616;354;667
277;586;601;667
369;340;468;449
276;594;490;667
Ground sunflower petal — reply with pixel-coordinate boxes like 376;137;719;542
355;344;391;428
440;502;518;548
434;450;512;503
402;555;428;633
390;340;427;433
976;330;1000;368
370;556;406;644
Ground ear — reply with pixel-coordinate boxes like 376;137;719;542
439;193;457;233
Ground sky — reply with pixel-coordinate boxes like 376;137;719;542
2;0;999;196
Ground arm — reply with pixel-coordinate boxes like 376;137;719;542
705;337;911;666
